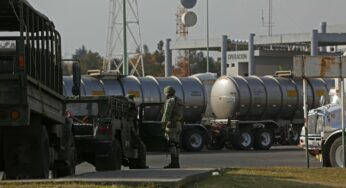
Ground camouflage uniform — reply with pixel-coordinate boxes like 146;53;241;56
127;94;148;169
161;86;184;168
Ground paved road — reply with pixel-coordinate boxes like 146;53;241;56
76;146;321;174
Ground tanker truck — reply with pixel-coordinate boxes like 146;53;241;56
210;73;334;150
63;72;217;152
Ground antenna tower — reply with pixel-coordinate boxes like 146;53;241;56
103;0;144;76
176;4;188;40
175;3;190;75
261;0;274;36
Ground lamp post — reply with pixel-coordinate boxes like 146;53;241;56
206;0;210;73
123;0;128;75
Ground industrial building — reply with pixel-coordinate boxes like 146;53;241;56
165;22;346;77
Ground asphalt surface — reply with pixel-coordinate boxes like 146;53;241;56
145;145;321;169
0;146;321;186
75;145;320;174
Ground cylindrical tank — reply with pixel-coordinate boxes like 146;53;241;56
210;75;334;120
63;73;217;123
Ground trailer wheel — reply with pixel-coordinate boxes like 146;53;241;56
95;140;122;171
253;128;273;150
182;128;205;152
329;137;344;167
232;129;253;150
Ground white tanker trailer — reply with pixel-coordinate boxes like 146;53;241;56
63;72;217;152
210;75;334;150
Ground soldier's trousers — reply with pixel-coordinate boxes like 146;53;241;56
165;121;182;157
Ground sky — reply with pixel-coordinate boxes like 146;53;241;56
27;0;346;58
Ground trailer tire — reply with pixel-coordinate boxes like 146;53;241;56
253;128;273;150
329;137;344;167
95;140;122;171
182;128;205;152
232;129;253;150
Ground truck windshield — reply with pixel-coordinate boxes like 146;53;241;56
66;103;99;116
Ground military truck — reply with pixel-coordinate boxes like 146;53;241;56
0;0;76;179
65;95;147;170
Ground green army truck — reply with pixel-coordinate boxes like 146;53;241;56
65;96;147;170
0;0;76;179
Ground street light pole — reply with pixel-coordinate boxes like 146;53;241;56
123;0;128;75
206;0;210;73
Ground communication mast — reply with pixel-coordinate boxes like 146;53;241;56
103;0;144;76
262;0;274;36
175;0;197;76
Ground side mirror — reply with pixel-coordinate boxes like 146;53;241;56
72;62;81;96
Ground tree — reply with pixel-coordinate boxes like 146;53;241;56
142;41;165;77
71;45;103;75
173;51;221;77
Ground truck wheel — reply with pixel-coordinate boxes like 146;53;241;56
182;128;205;152
329;137;345;167
232;129;253;150
39;126;50;179
95;140;122;171
253;128;273;150
53;125;76;178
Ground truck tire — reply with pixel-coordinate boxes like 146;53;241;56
182;128;205;152
253;128;273;150
95;140;122;171
4;120;50;179
40;126;50;179
329;137;344;167
232;129;254;150
53;123;76;178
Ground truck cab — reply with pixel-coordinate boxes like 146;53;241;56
299;89;346;167
299;103;341;155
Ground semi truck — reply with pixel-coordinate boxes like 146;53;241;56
0;0;76;179
209;73;334;150
296;56;346;167
299;98;342;167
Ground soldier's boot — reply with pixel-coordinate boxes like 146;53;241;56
171;155;180;168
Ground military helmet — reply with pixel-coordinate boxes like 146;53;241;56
164;86;175;95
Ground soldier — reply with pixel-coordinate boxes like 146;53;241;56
126;94;148;169
161;86;184;168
